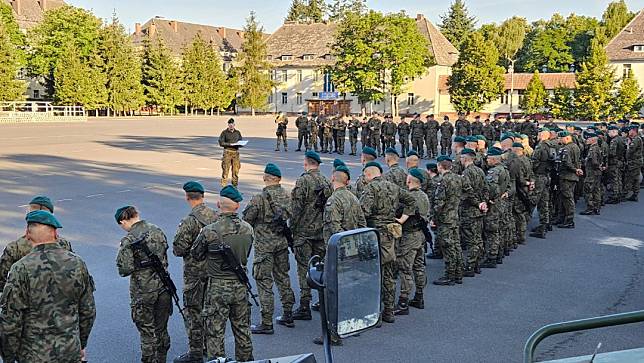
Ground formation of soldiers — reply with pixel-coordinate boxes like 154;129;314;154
0;114;642;363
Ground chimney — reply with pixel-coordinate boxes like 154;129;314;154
149;23;157;37
416;14;424;21
12;0;22;16
135;23;142;35
170;20;178;33
217;27;226;39
39;0;47;11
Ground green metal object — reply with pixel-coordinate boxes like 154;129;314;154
524;310;644;363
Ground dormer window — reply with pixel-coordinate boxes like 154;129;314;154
324;54;334;60
633;45;644;52
303;54;314;61
281;55;293;61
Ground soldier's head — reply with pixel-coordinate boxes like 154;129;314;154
460;149;476;166
406;169;424;190
608;126;619;138
486;147;503;166
458;111;466;120
443;116;450;122
500;134;514;151
183;181;205;206
538;129;550;141
25;210;61;245
477;137;487;151
384;147;399;166
332;166;351;188
405;150;420;168
361;147;377;165
227;118;236;131
585;133;598;145
426;162;438;178
474;115;480;122
413;113;420;120
436;156;452;174
427;114;435;121
453;136;466;153
363;162;382;181
628;125;639;138
304;151;322;171
263;163;282;186
115;206;139;232
465;136;478;150
558;131;572;144
511;142;525;156
28;195;54;214
218;185;242;212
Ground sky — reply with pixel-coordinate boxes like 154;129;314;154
65;0;644;33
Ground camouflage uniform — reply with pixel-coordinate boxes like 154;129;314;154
295;115;309;151
425;118;440;159
191;212;254;362
624;134;643;200
308;117;319;152
360;176;415;316
353;174;368;199
410;117;425;157
501;153;518;252
368;117;382;156
383;163;408;190
558;142;581;225
584;143;603;212
440;121;454;155
483;163;510;263
361;119;370;148
322;118;334;153
0;235;72;294
398;120;411;157
460;163;487;272
173;203;219;357
219;128;243;187
242;185;295;327
382;119;397;150
470;119;483;136
397;187;430;299
291;169;332;307
116;221;172;363
531;140;553;233
348;118;361;155
455;118;470;137
607;134;626;202
0;243;95;363
323;186;367;244
491;119;503;140
275;116;288;151
433;171;464;282
509;153;534;244
482;121;495;142
335;118;347;154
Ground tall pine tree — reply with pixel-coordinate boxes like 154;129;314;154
520;70;547;115
614;69;642;119
0;22;25;101
602;0;634;40
141;37;182;115
439;0;476;50
548;85;575;120
236;12;273;116
286;0;307;22
574;35;615;121
306;0;326;22
328;0;366;22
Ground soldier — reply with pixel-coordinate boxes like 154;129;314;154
502;117;515;134
308;114;319;152
459;148;488;277
335;116;347;154
0;196;73;294
394;168;430;315
482;117;495;142
275;112;288;152
354;146;378;197
556;131;582;228
348;115;361;155
173;182;219;363
243;164;296;335
368;114;383;156
606;125;626;204
440;116;454;155
383;147;408;189
470;115;483;136
624;125;643;201
405;150;430;194
452;136;467;175
291;151;332;320
510;142;535;245
425;162;442;259
490;114;503;141
318;112;326;149
529;129;553;239
0;210;95;363
581;133;603;215
116;206;172;363
360;117;370;148
410;113;425;157
382;115;396;150
432;156;465;286
191;186;254;362
425;114;440;159
295;112;309;152
455;112;470;137
219;118;242;187
322;116;334;153
480;148;511;268
360;161;415;322
398;116;411;157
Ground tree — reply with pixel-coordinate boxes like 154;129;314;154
328;0;366;22
447;32;504;112
574;35;615;121
548;85;575;120
0;22;25;101
602;0;634;40
99;15;143;116
496;17;528;69
614;69;642;119
565;14;600;64
520;70;547;115
286;0;307;22
516;15;574;73
306;0;326;22
439;0;476;50
53;41;106;112
141;37;182;115
236;12;273;116
0;2;25;64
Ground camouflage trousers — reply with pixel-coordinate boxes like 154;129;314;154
253;249;295;326
440;138;452;156
322;135;333;152
623;167;642;198
370;133;381;155
534;174;550;226
461;215;484;267
309;132;319;151
425;136;438;159
361;133;369;148
382;260;396;312
560;179;577;224
584;174;602;211
399;135;409;157
383;135;395;150
501;198;515;251
203;279;253;362
183;278;206;355
396;230;426;299
606;165;622;201
411;137;424;157
513;199;528;243
483;204;502;259
275;132;287;151
131;291;172;363
294;238;325;305
349;134;358;154
437;223;463;279
336;134;346;154
221;150;240;187
297;131;309;150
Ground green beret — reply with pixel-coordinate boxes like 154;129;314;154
362;146;377;158
115;206;133;223
454;136;466;144
465;136;478;143
629;125;639;130
408;168;425;183
476;135;486;141
585;132;598;138
333;159;346;169
512;142;524;149
460;148;476;156
621;127;629;133
593;123;601;127
335;165;351;180
406;150;420;158
486;147;503;157
437;155;452;162
264;163;282;178
29;195;54;213
305;150;322;164
426;162;438;172
574;126;582;131
26;210;62;229
303;111;308;116
183;181;205;193
220;185;243;202
558;131;570;137
587;126;597;131
385;147;399;157
227;118;235;124
540;127;550;132
501;133;513;141
363;161;383;173
608;125;619;131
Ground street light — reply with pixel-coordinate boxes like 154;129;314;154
509;59;516;119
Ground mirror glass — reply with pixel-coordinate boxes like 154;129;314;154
336;229;381;337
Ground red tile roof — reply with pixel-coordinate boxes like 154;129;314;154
438;72;576;92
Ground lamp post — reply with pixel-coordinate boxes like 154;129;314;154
509;59;516;120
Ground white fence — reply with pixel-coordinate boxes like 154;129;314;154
0;101;87;123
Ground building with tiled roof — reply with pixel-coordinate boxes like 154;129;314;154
3;0;65;30
606;10;644;94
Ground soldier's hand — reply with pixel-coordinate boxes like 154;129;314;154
81;349;87;362
430;220;437;228
576;169;584;176
478;202;488;213
501;192;509;199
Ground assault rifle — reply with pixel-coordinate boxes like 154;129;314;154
209;244;259;306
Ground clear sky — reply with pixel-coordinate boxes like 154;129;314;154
66;0;644;33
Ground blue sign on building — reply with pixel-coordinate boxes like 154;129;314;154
319;92;339;100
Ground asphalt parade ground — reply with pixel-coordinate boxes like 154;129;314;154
1;116;643;363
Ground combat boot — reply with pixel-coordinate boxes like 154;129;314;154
557;222;575;229
529;225;546;239
546;223;553;231
313;334;343;346
475;264;482;274
276;311;295;328
251;323;274;335
432;275;454;286
463;266;476;277
173;352;203;363
394;298;409;315
292;305;312;321
409;293;424;309
580;209;594;215
311;301;320;312
382;309;395;323
503;248;510;256
480;258;497;268
454;276;463;284
627;195;639;202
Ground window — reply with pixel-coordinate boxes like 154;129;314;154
297;70;303;82
407;93;415;106
296;92;303;105
281;92;288;104
324;54;334;60
303;54;314;61
270;70;277;81
281;55;293;61
312;92;319;97
33;90;40;99
314;71;319;82
268;94;273;104
374;100;381;105
623;64;632;79
634;45;644;52
281;70;288;82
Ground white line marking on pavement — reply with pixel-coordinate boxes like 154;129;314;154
144;186;155;189
117;189;132;193
86;194;104;198
17;204;27;208
57;199;72;202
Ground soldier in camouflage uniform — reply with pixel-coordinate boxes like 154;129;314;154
368;114;383;156
360;117;370;148
624;126;643;201
425;162;442;259
383;147;408;189
291;151;332;320
451;136;466;175
382;116;397;150
308;114;319;152
405;150;430;194
491;114;503;141
0;211;95;363
581;133;603;215
557;131;582;228
275;112;288;152
243;164;296;335
455;112;471;137
0;196;73;295
335;116;347;154
173;182;219;363
529;129;553;239
295;112;309;152
219;119;242;187
410;113;425;158
191;186;254;362
348;116;361;155
459;148;488;276
116;206;172;363
354;147;378;198
360;161;415;323
322;117;334;153
482;118;495;142
398;116;411;157
606;126;626;204
425;114;440;159
509;142;535;245
394;169;430;315
470;116;483;136
481;148;511;268
440;116;454;155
